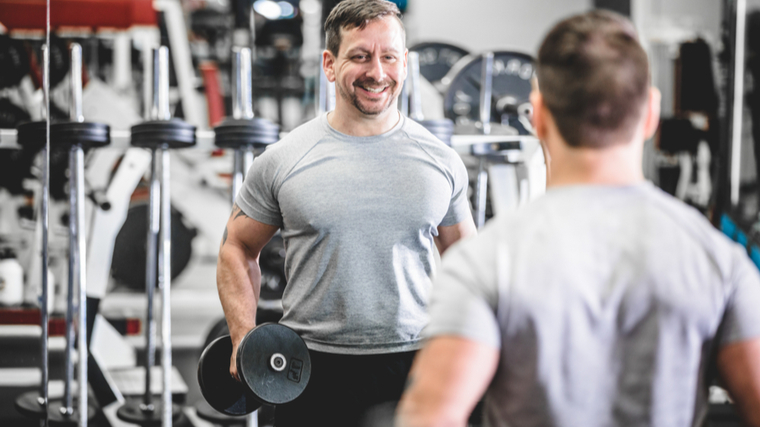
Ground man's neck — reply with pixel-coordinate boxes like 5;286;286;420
546;139;645;187
328;104;400;137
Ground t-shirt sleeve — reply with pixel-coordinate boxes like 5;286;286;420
425;228;503;348
440;154;473;227
718;246;760;347
234;152;283;227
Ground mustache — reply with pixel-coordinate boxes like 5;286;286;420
353;78;394;87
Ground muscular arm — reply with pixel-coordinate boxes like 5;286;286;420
217;203;279;379
396;336;499;427
435;218;477;255
718;338;760;427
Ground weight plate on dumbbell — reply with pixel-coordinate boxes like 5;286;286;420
214;118;281;149
441;51;534;130
237;323;311;405
409;42;469;88
15;391;47;418
51;122;110;148
131;119;197;149
198;335;261;416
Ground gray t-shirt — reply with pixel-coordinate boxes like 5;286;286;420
427;182;760;427
236;113;471;354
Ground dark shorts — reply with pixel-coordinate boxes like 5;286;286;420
274;349;417;427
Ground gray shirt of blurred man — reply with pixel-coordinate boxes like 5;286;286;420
398;10;760;427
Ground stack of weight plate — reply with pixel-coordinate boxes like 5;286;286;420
416;118;455;147
214;117;280;149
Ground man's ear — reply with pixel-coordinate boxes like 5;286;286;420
531;90;547;141
643;86;661;140
323;50;336;83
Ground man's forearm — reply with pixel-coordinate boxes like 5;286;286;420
217;242;262;343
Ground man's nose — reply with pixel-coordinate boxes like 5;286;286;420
366;56;386;82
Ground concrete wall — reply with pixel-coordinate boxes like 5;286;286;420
403;0;592;57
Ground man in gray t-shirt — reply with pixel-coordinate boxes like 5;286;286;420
398;10;760;427
216;1;475;425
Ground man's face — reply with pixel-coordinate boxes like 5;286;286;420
325;16;407;117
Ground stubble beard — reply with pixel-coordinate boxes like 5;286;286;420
338;78;397;116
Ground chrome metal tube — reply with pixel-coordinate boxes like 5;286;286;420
731;0;747;205
232;48;254;120
475;158;488;229
152;47;171;121
158;147;173;427
143;149;160;410
408;52;424;121
39;43;51;420
62;146;77;416
74;144;88;427
479;53;494;136
232;150;245;204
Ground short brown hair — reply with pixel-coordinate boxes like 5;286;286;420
324;0;404;57
537;10;650;148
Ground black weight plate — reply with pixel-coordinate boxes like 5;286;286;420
131;119;196;149
214;117;281;149
15;391;46;418
198;335;261;416
195;399;247;425
442;51;534;131
216;117;280;132
116;399;182;426
48;400;98;426
237;323;311;405
51;122;110;148
410;42;469;85
16;121;49;152
0;34;30;89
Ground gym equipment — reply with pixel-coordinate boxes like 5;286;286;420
116;46;195;427
442;51;534;134
197;323;311;416
407;51;455;146
52;42;106;426
14;43;52;425
409;42;469;91
215;47;280;203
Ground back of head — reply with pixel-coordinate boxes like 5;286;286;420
324;0;404;57
537;10;649;148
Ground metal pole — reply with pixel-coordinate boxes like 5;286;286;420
232;150;245;204
74;144;88;427
317;55;329;115
232;47;254;120
70;44;84;123
408;52;424;121
479;52;494;136
40;43;51;427
475;158;488;229
62;146;76;417
143;149;159;411
730;0;747;205
159;147;172;427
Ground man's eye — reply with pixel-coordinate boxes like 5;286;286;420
354;55;366;60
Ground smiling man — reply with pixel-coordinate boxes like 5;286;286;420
215;0;476;425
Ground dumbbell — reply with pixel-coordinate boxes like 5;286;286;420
406;51;455;146
116;46;196;427
197;323;311;416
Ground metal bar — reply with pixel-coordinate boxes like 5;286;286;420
475;158;488;229
317;55;329;115
159;147;172;427
74;144;88;427
232;150;244;204
232;47;254;120
143;43;153;121
152;47;171;122
243;149;254;179
39;42;51;426
62;146;77;416
400;77;409;117
70;43;84;123
143;149;159;410
408;52;424;121
730;0;747;205
479;52;494;136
